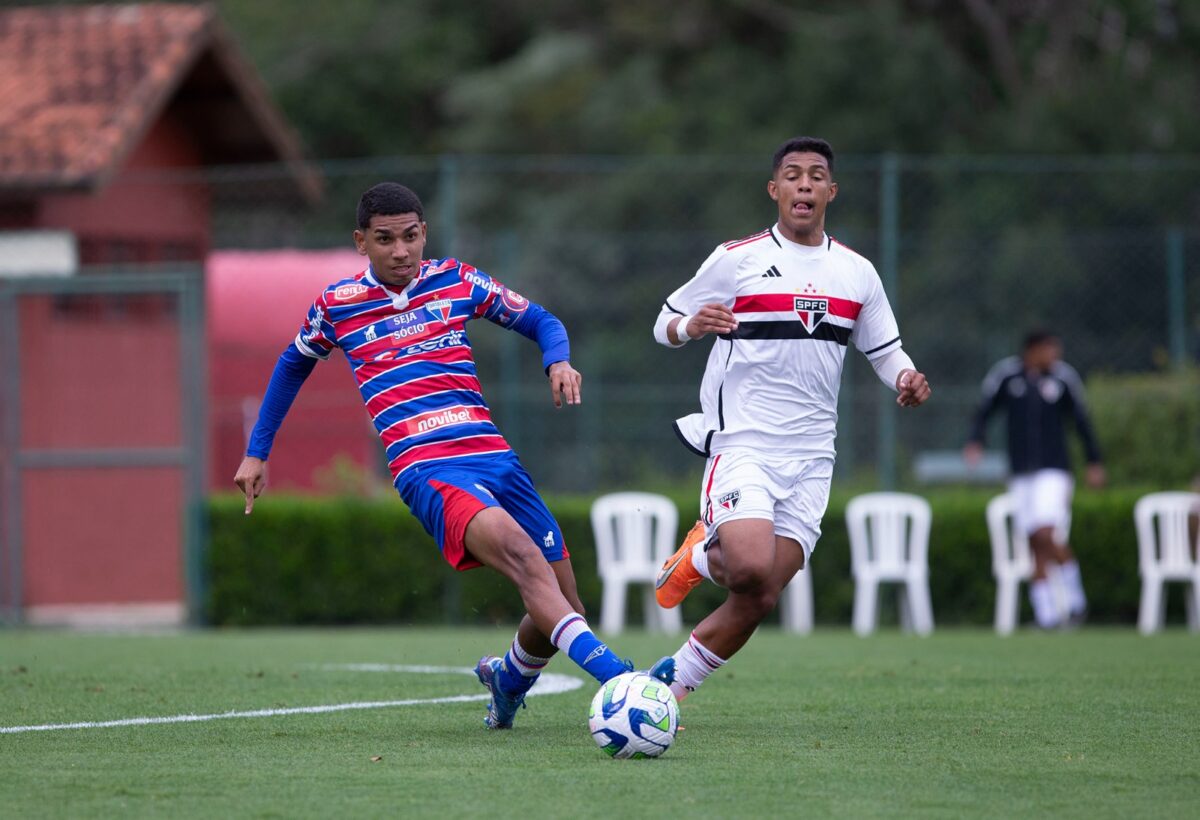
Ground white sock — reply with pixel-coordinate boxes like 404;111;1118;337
1058;560;1086;614
691;540;713;582
668;632;727;701
507;634;550;677
1030;579;1060;628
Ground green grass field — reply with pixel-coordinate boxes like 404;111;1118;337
2;627;1198;819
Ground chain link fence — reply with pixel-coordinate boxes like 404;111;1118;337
180;154;1199;493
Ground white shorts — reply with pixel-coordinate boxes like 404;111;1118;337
1009;469;1074;536
698;449;834;558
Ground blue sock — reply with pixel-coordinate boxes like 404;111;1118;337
496;635;548;696
550;613;630;684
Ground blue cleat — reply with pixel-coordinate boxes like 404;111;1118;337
647;655;676;687
474;655;526;730
610;656;675;686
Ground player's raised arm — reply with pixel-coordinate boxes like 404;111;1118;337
468;266;579;408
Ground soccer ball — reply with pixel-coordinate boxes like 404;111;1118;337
588;671;679;759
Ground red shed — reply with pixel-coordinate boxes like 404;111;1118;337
0;3;318;626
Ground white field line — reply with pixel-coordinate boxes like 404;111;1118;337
0;664;584;735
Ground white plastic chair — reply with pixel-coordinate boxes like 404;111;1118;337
779;563;813;634
847;492;933;636
986;493;1072;635
591;492;683;634
1134;492;1200;635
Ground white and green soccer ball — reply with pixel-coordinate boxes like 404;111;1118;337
588;671;680;759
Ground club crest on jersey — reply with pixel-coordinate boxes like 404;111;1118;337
424;299;454;324
718;490;741;511
500;287;529;315
794;297;828;333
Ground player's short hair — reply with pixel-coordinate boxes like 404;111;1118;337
357;182;424;229
1022;328;1060;350
772;137;835;174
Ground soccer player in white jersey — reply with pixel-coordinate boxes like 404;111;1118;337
651;136;931;703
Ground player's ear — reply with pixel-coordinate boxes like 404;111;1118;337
353;229;367;255
767;179;779;202
828;181;838;202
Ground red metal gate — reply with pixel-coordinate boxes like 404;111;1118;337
0;272;205;626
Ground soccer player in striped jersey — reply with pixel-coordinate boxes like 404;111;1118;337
651;137;931;703
234;183;672;729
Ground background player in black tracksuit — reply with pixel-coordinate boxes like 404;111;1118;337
964;330;1105;628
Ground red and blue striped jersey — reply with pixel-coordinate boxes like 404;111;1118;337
289;257;569;481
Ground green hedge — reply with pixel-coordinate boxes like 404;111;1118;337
1088;369;1200;486
206;487;1165;628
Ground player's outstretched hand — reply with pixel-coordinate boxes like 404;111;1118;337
234;456;267;515
548;361;582;408
895;369;931;408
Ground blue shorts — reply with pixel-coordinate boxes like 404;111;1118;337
396;452;567;571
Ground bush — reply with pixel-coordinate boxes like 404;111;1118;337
1088;369;1200;486
206;486;1164;628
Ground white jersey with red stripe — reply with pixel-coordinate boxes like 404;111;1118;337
659;224;902;459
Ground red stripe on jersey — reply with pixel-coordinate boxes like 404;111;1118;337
703;454;722;525
830;237;860;255
724;229;771;250
389;435;510;475
733;293;862;320
366;372;483;416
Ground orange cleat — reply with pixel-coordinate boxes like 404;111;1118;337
655;520;707;608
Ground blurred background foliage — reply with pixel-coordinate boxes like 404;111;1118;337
24;0;1196;491
206;0;1200;159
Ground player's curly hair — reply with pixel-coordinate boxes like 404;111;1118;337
357;182;424;229
772;137;834;174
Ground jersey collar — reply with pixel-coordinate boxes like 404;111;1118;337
771;224;830;257
366;262;425;310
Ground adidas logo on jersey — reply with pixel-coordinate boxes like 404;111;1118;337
761;265;782;278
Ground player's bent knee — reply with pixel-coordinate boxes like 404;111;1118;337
723;563;773;595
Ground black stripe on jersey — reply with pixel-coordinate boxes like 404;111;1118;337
717;339;734;429
863;335;901;355
672;421;713;458
769;226;782;248
725;321;851;345
663;300;685;316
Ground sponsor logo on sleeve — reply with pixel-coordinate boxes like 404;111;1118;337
463;270;504;294
305;305;327;343
500;287;529;315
